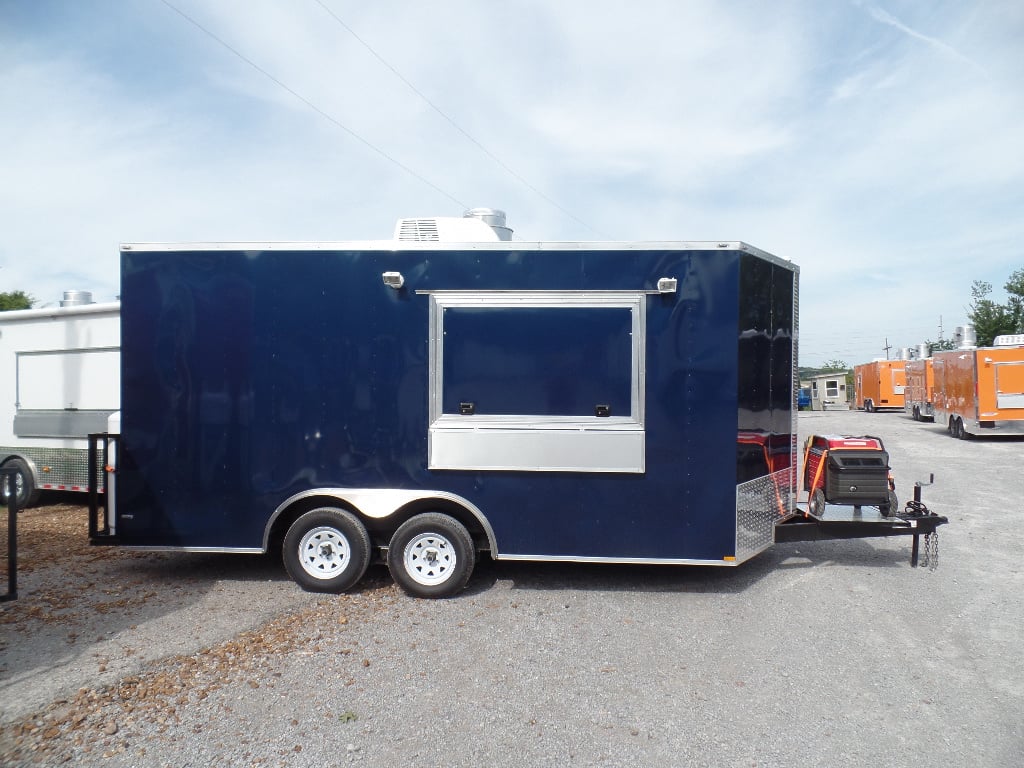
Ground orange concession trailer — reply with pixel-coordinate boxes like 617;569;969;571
933;334;1024;438
854;360;906;413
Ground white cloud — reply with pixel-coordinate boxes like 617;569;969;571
1;1;1022;365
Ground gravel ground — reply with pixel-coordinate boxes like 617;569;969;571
1;409;1022;766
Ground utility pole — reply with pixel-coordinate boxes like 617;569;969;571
883;337;892;360
938;315;944;342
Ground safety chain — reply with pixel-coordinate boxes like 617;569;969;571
920;531;940;571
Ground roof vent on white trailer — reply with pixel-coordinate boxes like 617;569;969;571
953;325;977;349
916;343;931;359
898;347;914;360
393;207;513;242
994;334;1024;347
59;290;95;307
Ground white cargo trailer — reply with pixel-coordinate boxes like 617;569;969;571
0;292;119;508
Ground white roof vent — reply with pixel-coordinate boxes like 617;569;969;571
59;290;95;307
393;207;513;242
994;334;1024;347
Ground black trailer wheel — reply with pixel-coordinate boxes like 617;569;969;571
912;407;920;421
865;399;875;413
387;513;475;599
283;508;371;593
950;417;966;442
808;488;827;517
0;458;40;511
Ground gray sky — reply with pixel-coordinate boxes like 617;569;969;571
1;0;1022;365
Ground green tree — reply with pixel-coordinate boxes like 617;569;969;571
1005;268;1024;333
821;359;848;371
925;339;956;353
967;269;1024;345
0;290;34;311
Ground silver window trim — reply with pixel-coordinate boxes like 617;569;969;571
427;290;646;428
426;290;647;473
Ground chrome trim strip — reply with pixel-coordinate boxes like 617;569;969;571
14;409;116;439
117;546;264;554
265;488;500;555
428;427;645;473
416;289;667;296
495;553;738;566
0;302;120;321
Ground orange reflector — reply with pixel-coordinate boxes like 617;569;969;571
42;466;51;473
723;556;736;561
104;465;115;473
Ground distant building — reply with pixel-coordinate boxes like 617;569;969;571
801;372;850;411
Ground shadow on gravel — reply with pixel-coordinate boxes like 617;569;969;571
1;504;324;718
465;537;920;597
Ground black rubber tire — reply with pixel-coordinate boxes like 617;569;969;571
912;407;920;422
956;418;972;440
880;490;899;517
1;458;40;511
808;488;827;517
387;513;475;599
865;400;875;413
282;507;371;593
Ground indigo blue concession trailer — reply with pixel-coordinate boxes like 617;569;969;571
89;211;946;597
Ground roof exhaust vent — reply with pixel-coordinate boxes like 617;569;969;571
463;208;513;241
953;325;977;350
59;290;95;307
916;343;931;359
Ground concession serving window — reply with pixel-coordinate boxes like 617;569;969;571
425;291;646;472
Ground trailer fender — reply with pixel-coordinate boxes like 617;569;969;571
265;488;499;555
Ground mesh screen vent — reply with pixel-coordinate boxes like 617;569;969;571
396;218;440;241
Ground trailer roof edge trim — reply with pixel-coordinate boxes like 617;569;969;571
0;301;121;322
119;240;793;268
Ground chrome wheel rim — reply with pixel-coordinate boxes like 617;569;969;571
403;532;456;586
298;526;352;580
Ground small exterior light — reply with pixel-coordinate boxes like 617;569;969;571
657;277;678;294
382;271;405;289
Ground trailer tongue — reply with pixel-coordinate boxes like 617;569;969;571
774;500;947;569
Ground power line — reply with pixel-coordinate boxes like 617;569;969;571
159;0;468;210
311;0;607;238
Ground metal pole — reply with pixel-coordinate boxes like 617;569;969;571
1;468;16;601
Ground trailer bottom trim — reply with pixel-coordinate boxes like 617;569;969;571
494;554;741;566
